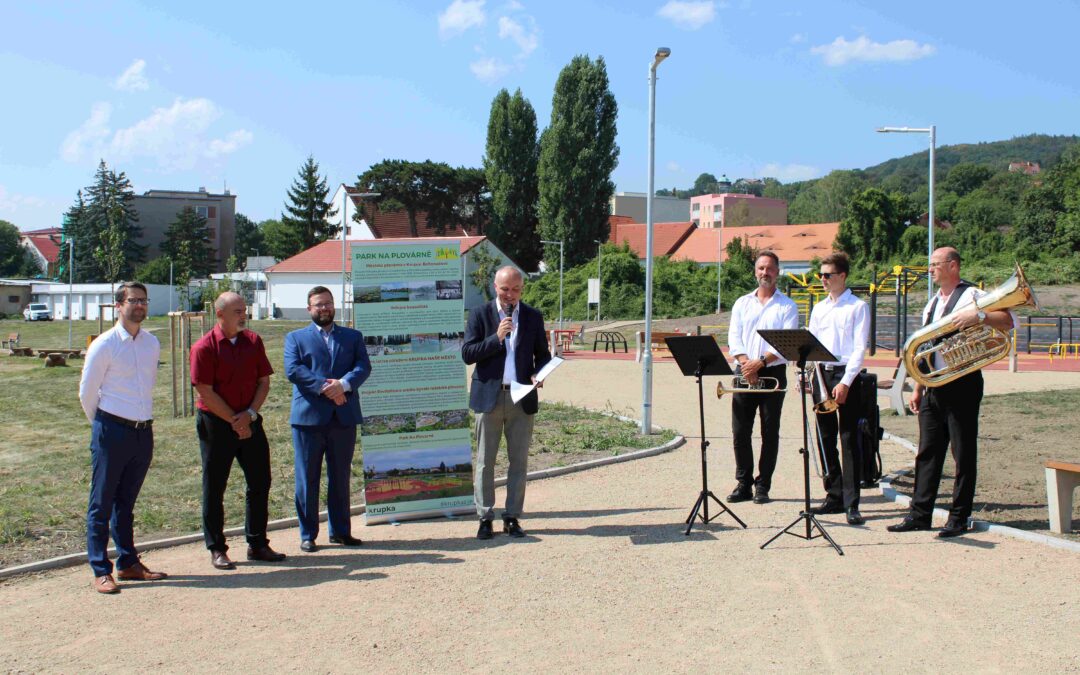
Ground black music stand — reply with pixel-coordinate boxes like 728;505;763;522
756;329;844;556
665;336;748;535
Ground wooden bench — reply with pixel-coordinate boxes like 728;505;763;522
1045;460;1080;533
635;331;687;361
593;330;628;353
1;332;18;349
42;353;67;367
9;347;33;357
37;349;82;360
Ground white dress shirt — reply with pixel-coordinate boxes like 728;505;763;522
809;289;870;387
497;300;519;385
728;289;800;365
79;323;160;423
921;285;1018;373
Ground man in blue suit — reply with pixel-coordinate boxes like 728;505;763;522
462;266;551;540
284;286;372;552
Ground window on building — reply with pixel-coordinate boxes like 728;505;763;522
714;204;722;214
8;295;18;303
691;203;700;212
208;206;216;219
195;206;209;218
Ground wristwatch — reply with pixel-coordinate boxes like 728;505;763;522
976;310;987;324
247;408;259;422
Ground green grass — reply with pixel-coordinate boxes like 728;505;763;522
0;318;674;566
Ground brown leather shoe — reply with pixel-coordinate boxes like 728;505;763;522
117;560;168;581
93;574;120;594
246;545;286;562
211;550;236;570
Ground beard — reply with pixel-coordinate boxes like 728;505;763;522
312;311;335;327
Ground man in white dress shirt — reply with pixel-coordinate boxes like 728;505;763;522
79;281;167;594
888;247;1018;538
726;251;800;504
807;252;870;525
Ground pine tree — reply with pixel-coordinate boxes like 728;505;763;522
232;213;264;265
60;189;99;282
538;55;619;269
161;206;216;278
82;160;145;282
484;88;541;270
282;155;337;251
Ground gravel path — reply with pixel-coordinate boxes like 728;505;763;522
1;362;1078;672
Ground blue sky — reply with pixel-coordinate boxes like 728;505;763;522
2;0;1078;231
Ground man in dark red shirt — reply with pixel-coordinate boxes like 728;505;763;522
190;291;285;569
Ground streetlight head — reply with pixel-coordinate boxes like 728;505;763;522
654;47;670;66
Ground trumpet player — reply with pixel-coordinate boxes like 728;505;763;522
888;247;1017;538
807;252;870;525
726;251;799;505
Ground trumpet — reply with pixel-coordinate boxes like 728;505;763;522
716;376;783;399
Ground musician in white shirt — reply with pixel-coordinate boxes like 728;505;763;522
725;251;799;504
78;281;167;594
807;252;870;525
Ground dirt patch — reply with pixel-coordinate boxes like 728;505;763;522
879;388;1080;542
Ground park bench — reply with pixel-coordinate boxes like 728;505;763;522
593;330;628;353
37;349;82;360
9;347;34;357
635;331;688;361
1;332;19;349
1045;459;1080;534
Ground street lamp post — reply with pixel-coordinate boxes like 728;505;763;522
541;239;564;329
594;239;603;321
67;236;74;348
341;188;379;327
877;125;936;294
715;221;723;313
642;46;671;434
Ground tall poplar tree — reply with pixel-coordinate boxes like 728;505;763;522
537;55;619;268
484;88;540;270
282;155;337;252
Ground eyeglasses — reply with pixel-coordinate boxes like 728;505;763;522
124;298;149;306
820;273;835;280
310;303;334;310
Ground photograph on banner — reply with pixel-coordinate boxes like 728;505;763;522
353;241;472;524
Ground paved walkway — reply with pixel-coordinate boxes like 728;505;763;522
1;362;1078;672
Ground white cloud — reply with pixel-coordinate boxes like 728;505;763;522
113;59;149;91
498;15;538;58
760;163;822;183
657;1;716;30
470;57;512;83
810;35;936;66
61;102;112;162
439;0;486;38
60;98;252;170
666;161;682;172
790;32;806;44
0;185;48;215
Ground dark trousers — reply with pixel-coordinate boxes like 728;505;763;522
292;418;357;542
910;372;983;523
86;412;153;576
731;365;788;492
816;370;863;509
197;410;272;552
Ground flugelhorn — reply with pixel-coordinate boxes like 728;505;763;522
903;262;1038;388
716;376;783;399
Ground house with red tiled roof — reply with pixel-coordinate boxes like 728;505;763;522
265;236;515;318
327;184;473;241
671;222;840;273
607;221;697;257
18;227;62;277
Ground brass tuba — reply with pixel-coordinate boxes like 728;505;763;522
903;262;1039;388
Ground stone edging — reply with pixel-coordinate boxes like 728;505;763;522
880;431;1080;553
0;418;684;580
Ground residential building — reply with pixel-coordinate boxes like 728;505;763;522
690;193;788;229
1008;161;1041;175
0;279;32;317
608;220;696;257
131;187;237;273
326;184;473;241
29;282;175;320
609;191;691;224
19;227;62;277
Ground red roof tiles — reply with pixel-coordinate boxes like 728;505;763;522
671;222;840;264
607;221;696;257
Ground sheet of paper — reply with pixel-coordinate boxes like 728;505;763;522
510;356;565;403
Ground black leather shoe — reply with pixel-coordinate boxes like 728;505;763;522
752;488;771;504
211;550;236;570
727;484;753;502
809;501;844;515
503;518;526;538
300;540;317;553
937;519;969;538
247;545;287;562
477;519;494;540
846;508;865;525
887;517;931;533
329;535;363;547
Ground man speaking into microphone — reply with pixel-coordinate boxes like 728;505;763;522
462;266;551;540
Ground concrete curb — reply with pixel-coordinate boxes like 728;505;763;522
879;431;1080;553
0;417;683;580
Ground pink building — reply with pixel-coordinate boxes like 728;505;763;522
690;193;788;228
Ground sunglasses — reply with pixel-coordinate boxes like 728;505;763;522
820;273;838;280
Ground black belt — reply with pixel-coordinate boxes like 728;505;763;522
97;409;153;430
500;384;512;390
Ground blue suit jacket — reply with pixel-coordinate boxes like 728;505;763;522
462;301;551;415
285;322;372;426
